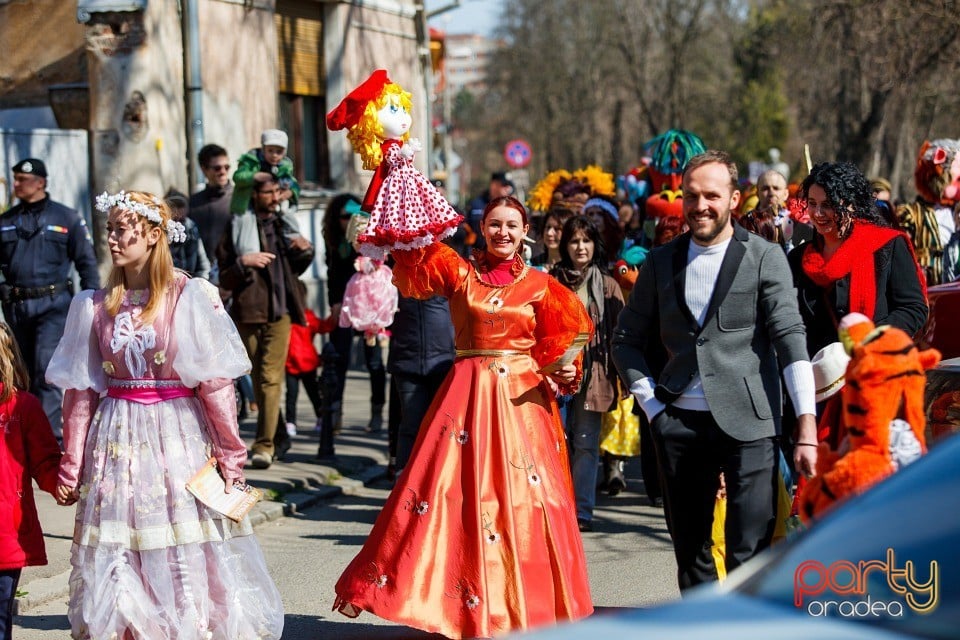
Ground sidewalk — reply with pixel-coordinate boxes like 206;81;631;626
14;370;388;613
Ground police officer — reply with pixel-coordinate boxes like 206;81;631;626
0;158;100;437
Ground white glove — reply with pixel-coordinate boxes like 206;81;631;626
401;138;422;159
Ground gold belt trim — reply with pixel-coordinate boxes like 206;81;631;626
455;349;529;358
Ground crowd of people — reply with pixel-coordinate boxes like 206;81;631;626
0;118;954;638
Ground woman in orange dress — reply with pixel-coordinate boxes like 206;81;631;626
334;196;595;638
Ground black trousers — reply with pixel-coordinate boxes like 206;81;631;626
393;366;451;469
330;326;386;407
6;296;69;437
285;370;323;425
637;405;662;501
649;406;777;591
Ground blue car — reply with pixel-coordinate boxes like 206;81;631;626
519;432;960;639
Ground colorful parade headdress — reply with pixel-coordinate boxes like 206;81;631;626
643;129;706;218
528;165;616;214
914;139;960;206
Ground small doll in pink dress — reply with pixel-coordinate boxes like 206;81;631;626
339;256;398;347
326;69;462;259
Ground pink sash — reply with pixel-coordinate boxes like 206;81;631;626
107;379;195;405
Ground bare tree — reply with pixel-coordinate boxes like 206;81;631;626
457;0;960;199
778;0;960;189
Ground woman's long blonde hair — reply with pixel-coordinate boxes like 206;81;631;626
103;191;176;324
347;82;413;170
0;322;29;402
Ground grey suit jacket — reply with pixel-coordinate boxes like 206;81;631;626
612;223;808;441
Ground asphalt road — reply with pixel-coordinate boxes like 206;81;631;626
13;464;680;639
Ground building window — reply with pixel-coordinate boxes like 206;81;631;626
275;0;327;186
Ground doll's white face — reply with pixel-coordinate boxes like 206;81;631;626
378;101;412;140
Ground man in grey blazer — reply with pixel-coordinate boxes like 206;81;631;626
612;150;818;591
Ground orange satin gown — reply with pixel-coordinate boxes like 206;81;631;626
334;243;595;638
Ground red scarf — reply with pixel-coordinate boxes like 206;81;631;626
801;222;924;320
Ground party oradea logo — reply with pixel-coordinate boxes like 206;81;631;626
794;548;938;617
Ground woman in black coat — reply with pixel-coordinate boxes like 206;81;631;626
788;162;928;357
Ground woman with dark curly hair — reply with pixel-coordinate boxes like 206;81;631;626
787;162;928;356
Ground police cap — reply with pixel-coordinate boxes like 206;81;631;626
12;158;47;178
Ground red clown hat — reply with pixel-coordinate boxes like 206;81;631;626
326;69;391;131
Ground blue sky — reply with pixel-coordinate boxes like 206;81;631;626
425;0;503;37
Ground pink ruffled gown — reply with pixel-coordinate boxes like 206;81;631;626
47;273;283;640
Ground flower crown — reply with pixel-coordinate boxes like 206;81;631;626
95;191;187;243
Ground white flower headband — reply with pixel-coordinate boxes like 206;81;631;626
96;190;187;243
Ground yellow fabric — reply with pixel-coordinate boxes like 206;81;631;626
772;467;794;544
599;394;640;456
712;467;793;583
711;496;727;581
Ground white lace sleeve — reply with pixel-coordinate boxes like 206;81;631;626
173;278;251;387
46;290;107;393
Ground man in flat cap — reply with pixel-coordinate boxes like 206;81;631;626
0;158;100;438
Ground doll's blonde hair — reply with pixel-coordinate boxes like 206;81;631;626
347;83;412;170
104;190;177;324
0;322;29;402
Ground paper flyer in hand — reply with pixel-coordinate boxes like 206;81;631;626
541;332;590;374
186;458;262;522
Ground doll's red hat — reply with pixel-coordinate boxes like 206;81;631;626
326;69;391;131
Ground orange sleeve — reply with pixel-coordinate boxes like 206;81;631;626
390;243;468;300
534;277;594;395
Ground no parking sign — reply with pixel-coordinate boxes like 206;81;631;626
504;139;532;168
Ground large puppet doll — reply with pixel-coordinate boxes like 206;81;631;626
897;138;960;286
326;69;462;259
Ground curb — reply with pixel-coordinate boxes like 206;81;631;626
13;461;387;615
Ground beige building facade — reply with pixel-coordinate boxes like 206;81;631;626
0;0;430;234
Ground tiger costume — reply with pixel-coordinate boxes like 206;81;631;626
800;313;940;523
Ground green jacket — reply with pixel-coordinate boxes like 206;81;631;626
229;148;301;215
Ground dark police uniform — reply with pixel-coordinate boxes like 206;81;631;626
0;165;100;437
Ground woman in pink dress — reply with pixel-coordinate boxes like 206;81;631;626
47;190;283;640
334;196;595;638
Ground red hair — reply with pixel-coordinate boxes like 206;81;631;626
655;215;687;246
482;196;528;226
